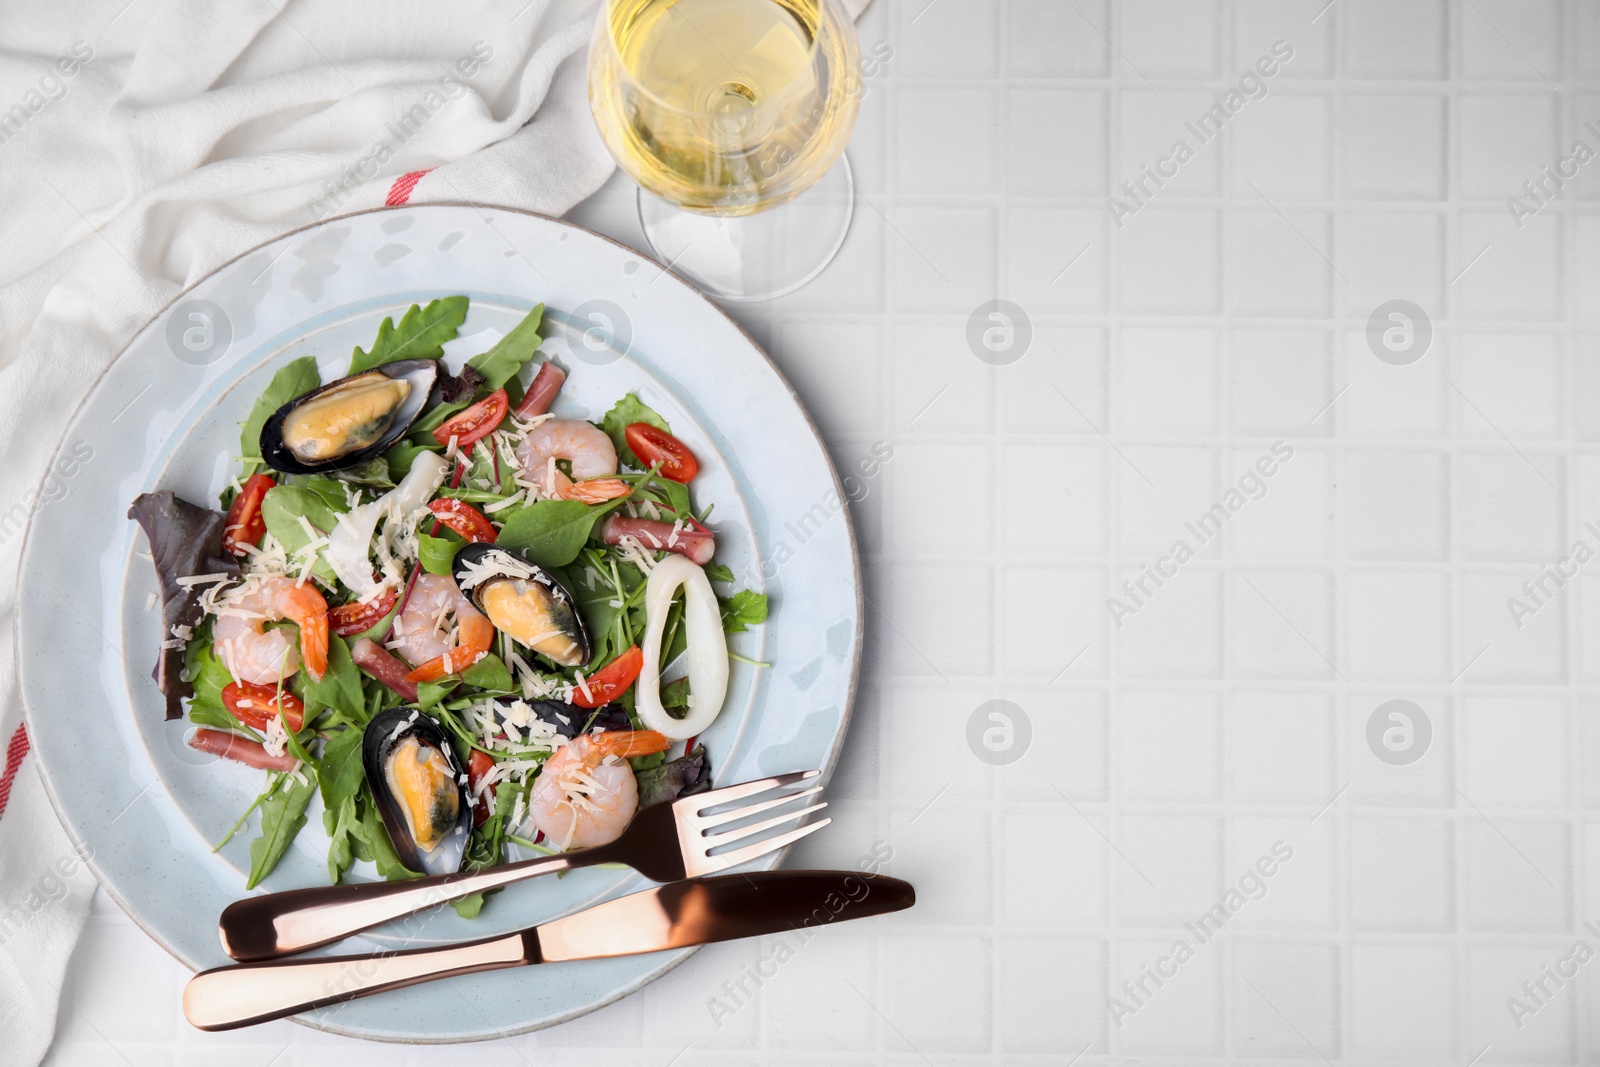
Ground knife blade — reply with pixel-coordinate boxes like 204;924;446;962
184;870;914;1031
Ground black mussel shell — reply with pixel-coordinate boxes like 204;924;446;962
528;697;620;739
361;707;471;876
451;542;591;667
486;698;630;739
260;359;438;475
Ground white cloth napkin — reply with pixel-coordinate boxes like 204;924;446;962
0;1;615;1060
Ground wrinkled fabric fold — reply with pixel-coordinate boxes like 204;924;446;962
0;2;613;1061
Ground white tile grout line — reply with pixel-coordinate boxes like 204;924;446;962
1103;0;1127;1053
1558;10;1592;1060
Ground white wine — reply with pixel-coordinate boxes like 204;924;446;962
590;0;861;215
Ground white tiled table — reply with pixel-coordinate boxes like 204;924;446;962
46;0;1600;1062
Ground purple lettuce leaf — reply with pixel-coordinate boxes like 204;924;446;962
128;492;240;719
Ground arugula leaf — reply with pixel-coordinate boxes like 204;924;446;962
260;484;346;584
241;357;320;463
316;726;367;883
495;498;627;568
298;636;365;723
628;471;692;519
719;590;769;633
566;559;625;668
460;654;514;693
351;797;414;881
324;794;358;884
415;680;453;712
703;563;735;584
247;769;318;889
600;394;670;469
349;297;469;374
316;725;366;813
418;532;463;576
466;304;545;391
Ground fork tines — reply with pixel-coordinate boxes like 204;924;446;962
675;770;831;876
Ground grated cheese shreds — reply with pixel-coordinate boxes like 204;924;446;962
144;592;158;613
483;491;524;514
177;572;233;588
263;714;289;758
615;535;656;576
456;549;536;590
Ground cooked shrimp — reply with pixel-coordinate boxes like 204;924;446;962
214;576;330;684
393;573;495;683
515;419;630;503
527;730;669;850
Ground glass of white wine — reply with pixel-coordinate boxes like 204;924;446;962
588;0;863;301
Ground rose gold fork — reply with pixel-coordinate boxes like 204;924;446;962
219;770;829;962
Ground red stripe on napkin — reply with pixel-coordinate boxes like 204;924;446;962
0;724;29;820
385;170;431;207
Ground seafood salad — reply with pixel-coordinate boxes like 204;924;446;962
129;297;767;914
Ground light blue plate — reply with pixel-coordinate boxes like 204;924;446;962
15;205;861;1042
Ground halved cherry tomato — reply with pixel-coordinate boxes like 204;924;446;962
221;681;306;732
468;749;495;827
328;588;398;637
572;645;644;709
625;424;698;482
222;473;276;555
432;388;509;451
427;498;497;543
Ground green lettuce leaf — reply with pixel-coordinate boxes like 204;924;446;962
384;440;442;481
247;768;318;889
316;725;366;814
418;532;463;576
349;297;469;374
350;797;414;881
323;794;358;884
719;590;769;633
460;653;514;693
297;635;365;724
495;498;628;569
241;357;320;464
466;304;545;391
599;394;669;469
260;484;345;584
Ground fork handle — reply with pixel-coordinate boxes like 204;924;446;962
185;930;539;1031
219;847;609;961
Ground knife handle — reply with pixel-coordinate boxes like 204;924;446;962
184;930;537;1031
219;849;589;961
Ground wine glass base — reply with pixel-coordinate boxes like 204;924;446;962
636;154;855;303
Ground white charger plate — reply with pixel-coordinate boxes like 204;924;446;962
15;205;861;1042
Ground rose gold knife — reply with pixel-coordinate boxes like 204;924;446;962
184;870;914;1031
